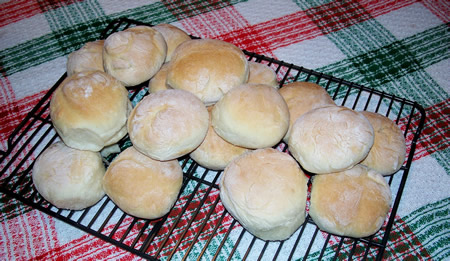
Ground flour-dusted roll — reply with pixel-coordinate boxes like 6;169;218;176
279;81;335;142
103;146;183;219
153;23;191;62
127;89;209;161
360;111;406;175
212;83;289;149
148;63;171;93
50;71;131;152
220;148;308;241
190;106;249;170
166;39;249;105
67;40;105;76
247;61;278;88
103;25;167;86
309;165;392;238
32;141;105;210
288;106;374;174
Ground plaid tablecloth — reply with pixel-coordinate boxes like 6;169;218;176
0;0;449;260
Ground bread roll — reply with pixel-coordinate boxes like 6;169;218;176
67;40;104;76
288;106;374;174
247;61;278;88
309;165;392;238
212;83;289;149
220;148;308;241
148;63;171;93
103;25;167;86
360;111;406;175
127;89;209;161
166;39;249;105
32;141;105;210
153;23;191;62
279;82;335;142
190;106;249;170
50;71;131;152
103;146;183;219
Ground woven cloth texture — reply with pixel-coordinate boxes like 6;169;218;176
0;0;449;260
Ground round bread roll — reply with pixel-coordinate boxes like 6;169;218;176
247;61;278;88
190;106;249;170
148;63;171;93
67;40;105;76
360;111;406;175
288;106;374;174
50;71;131;152
103;25;167;86
212;83;289;149
279;82;335;142
32;141;105;210
103;146;183;219
166;39;249;105
309;165;392;238
127;89;209;161
153;23;191;62
220;148;308;241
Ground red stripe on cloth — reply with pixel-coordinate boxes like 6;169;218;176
0;209;59;260
399;99;449;162
421;0;450;23
0;90;47;151
0;0;83;28
0;70;15;107
180;5;250;39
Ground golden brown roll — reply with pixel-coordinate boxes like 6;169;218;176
67;40;105;76
153;23;191;62
220;148;308;241
212;83;290;149
127;89;209;161
103;146;183;219
32;141;105;210
360;111;406;175
279;81;335;142
189;106;249;170
166;39;249;105
288;106;374;174
309;165;392;238
50;71;131;152
148;63;171;93
103;25;167;86
247;61;278;88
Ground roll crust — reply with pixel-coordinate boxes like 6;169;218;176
67;40;105;76
220;148;308;241
247;61;278;88
153;23;191;62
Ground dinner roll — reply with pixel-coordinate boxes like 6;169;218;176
220;148;308;241
190;106;249;170
127;89;209;161
288;106;374;174
309;165;392;238
360;111;406;175
279;82;335;142
212;83;289;149
148;63;171;93
103;146;183;219
166;39;249;105
50;71;131;152
103;25;167;86
247;61;278;88
153;23;191;62
67;40;104;76
32;141;105;210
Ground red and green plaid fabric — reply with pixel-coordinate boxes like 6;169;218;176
1;0;449;260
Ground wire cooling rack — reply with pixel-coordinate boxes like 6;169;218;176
0;18;426;260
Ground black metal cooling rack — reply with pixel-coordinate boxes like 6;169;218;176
0;18;426;260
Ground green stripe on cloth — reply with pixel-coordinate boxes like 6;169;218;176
435;148;450;176
106;2;177;26
41;0;105;31
160;0;246;21
403;23;450;69
0;193;33;223
391;198;450;260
